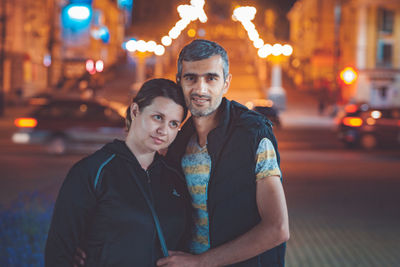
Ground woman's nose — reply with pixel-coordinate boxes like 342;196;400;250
156;123;167;135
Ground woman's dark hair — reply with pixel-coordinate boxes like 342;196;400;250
125;78;188;129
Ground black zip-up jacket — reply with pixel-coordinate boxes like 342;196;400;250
167;98;286;266
45;140;191;267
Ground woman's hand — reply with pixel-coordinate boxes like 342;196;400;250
156;250;208;267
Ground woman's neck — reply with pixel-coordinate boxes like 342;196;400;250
125;135;155;170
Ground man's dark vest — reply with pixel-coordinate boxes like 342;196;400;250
167;98;286;267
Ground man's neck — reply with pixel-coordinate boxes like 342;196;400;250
193;110;220;147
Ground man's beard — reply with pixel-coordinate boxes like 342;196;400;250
188;96;223;117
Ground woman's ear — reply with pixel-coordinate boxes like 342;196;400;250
130;102;139;119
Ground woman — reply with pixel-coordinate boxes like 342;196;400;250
45;78;190;266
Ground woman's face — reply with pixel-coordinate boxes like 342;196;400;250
129;96;184;154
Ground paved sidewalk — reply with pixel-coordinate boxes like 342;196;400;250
279;78;336;129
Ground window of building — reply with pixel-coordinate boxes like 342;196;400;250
376;40;393;68
378;8;394;34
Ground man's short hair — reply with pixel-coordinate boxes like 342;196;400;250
177;39;229;81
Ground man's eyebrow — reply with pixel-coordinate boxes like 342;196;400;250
206;72;220;77
183;72;220;77
183;73;197;77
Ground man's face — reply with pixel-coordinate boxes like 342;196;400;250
179;55;231;117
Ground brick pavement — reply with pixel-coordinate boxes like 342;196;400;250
286;213;400;267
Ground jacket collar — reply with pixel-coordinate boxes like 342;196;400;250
103;139;163;171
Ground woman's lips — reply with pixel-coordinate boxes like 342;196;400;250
151;136;165;145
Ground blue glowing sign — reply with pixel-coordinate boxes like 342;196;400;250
62;4;92;32
118;0;133;10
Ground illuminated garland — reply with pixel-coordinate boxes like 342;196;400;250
124;3;293;58
232;6;293;58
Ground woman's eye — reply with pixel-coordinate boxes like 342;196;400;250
170;121;179;128
153;115;162;120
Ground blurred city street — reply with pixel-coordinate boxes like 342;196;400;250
1;53;400;266
1;0;400;266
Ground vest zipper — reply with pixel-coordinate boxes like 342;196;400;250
207;154;215;247
206;128;235;248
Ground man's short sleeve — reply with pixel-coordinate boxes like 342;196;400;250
255;137;281;181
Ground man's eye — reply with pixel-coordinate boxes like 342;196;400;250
208;76;217;81
185;76;195;81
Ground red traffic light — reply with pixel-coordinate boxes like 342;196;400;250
86;59;96;74
340;67;358;85
85;59;104;74
95;60;104;72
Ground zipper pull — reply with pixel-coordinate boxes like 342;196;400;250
145;170;151;183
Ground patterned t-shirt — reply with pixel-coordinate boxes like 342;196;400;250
181;136;281;254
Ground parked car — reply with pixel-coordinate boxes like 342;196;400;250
245;99;281;129
12;98;126;154
337;103;400;149
27;92;54;106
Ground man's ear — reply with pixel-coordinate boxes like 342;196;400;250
223;73;232;94
130;102;139;118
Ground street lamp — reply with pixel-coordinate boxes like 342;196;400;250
233;6;293;111
258;44;293;111
340;67;358;85
124;39;166;89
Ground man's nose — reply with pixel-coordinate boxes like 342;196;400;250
194;77;208;94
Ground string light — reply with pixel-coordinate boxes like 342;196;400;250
233;6;293;58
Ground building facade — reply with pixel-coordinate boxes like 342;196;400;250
288;0;400;107
0;0;126;103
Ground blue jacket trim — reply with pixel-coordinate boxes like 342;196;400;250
94;154;116;190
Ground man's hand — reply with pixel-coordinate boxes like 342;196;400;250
156;250;209;267
72;247;86;267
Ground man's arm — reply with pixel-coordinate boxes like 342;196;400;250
157;175;289;267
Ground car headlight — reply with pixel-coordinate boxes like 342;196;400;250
12;133;31;143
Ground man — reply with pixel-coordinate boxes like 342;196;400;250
158;39;289;267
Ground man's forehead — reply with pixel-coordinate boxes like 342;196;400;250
181;55;224;74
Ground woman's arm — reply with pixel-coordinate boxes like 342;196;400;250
45;162;97;267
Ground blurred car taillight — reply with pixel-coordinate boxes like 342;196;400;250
14;118;37;128
342;117;363;127
345;104;358;113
